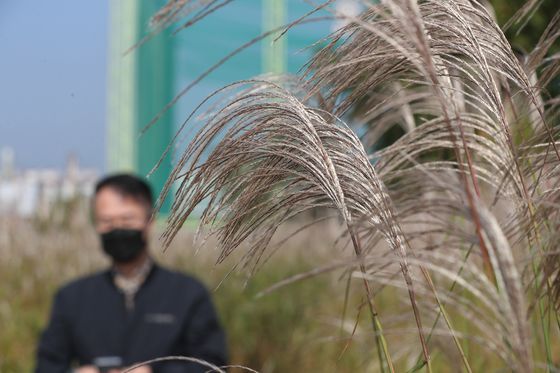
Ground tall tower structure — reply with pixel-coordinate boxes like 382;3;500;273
107;0;329;218
0;147;15;179
263;0;286;74
107;0;173;214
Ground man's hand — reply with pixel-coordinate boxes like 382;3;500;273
75;365;151;373
75;366;99;373
125;367;152;373
106;365;152;373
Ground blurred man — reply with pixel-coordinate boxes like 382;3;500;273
36;174;227;373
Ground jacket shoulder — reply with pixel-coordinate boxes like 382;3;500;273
155;265;209;295
56;269;109;298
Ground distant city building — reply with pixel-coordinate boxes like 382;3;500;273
1;147;15;179
0;148;97;217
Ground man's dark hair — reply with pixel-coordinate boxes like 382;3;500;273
94;173;153;213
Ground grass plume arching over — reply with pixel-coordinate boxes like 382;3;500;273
144;0;560;371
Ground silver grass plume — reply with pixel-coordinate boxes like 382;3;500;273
147;0;560;370
157;79;433;368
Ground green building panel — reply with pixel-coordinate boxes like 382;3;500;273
107;0;333;217
107;0;173;215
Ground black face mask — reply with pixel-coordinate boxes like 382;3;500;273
100;228;146;263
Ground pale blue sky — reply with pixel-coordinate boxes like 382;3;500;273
0;1;331;172
0;0;109;170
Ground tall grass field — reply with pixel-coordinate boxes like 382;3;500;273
3;0;560;372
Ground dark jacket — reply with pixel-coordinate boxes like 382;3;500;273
36;263;228;373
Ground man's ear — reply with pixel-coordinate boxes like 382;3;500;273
144;211;155;233
142;218;154;245
147;219;155;233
